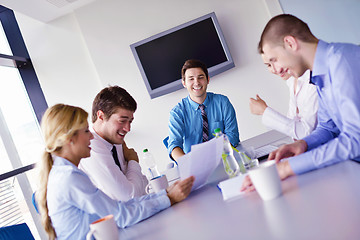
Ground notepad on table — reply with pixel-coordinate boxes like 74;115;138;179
217;174;247;201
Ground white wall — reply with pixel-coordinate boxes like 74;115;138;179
279;0;360;44
14;0;289;171
15;12;102;115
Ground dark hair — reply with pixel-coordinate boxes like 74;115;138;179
92;86;137;123
258;14;317;54
181;59;209;81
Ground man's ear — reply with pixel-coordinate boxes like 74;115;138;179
207;76;210;84
283;35;298;51
182;79;186;88
96;110;105;121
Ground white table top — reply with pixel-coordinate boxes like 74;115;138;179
120;160;360;240
119;130;360;239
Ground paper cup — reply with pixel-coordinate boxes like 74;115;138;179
248;160;282;201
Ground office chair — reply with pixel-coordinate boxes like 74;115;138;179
163;136;169;149
0;223;35;240
32;192;39;214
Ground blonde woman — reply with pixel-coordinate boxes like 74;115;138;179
37;104;194;239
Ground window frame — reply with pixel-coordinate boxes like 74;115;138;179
0;5;47;123
0;5;48;239
0;4;47;179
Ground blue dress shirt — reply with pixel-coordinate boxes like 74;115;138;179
168;92;240;155
47;156;170;240
289;40;360;174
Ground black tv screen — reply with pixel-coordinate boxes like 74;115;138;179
130;12;235;99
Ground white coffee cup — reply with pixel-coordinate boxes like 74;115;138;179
86;214;119;240
248;160;282;201
146;175;168;194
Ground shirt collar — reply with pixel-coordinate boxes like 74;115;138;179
52;155;78;168
91;127;116;151
286;69;311;88
311;40;329;87
297;69;311;89
187;93;210;111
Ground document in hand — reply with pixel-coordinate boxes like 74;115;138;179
177;137;224;190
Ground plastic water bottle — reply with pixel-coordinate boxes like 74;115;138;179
214;128;240;178
239;150;259;171
142;149;161;179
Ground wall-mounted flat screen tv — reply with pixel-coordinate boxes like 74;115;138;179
130;12;235;99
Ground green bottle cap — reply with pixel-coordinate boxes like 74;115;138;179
143;149;148;153
214;128;221;133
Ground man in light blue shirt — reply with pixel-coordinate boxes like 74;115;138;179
242;14;360;189
168;59;240;160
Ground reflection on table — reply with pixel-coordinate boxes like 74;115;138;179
118;130;360;239
120;160;360;240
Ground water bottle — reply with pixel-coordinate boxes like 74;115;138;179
214;128;241;178
142;149;161;179
239;150;259;171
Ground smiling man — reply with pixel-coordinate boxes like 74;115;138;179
241;14;360;192
249;54;318;140
79;86;148;201
167;59;240;160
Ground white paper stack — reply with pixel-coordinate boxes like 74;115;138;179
217;174;247;201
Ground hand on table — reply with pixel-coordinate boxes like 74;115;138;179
249;94;268;115
268;140;307;163
166;176;195;205
122;141;139;163
240;161;295;192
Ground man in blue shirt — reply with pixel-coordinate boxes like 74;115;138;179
242;14;360;190
168;59;240;160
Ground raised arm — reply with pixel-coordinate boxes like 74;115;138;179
80;144;147;202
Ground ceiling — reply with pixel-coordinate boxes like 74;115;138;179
0;0;96;22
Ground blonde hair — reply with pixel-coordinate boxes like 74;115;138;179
37;104;88;239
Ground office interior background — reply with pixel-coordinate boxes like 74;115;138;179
0;0;359;238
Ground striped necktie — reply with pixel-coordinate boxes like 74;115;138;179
199;104;209;142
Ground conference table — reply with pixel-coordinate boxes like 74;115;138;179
119;131;360;240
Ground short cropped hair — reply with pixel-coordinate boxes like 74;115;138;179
258;14;317;54
92;86;137;123
181;59;209;81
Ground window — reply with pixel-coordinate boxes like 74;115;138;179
0;5;47;239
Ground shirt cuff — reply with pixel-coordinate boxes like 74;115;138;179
156;189;171;209
288;151;316;175
302;135;318;151
262;107;272;125
168;145;183;160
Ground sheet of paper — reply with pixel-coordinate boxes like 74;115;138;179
177;137;224;190
217;174;247;201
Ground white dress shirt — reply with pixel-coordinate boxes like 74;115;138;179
79;129;148;201
262;70;318;140
48;155;170;240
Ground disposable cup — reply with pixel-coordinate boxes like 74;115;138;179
248;160;282;201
